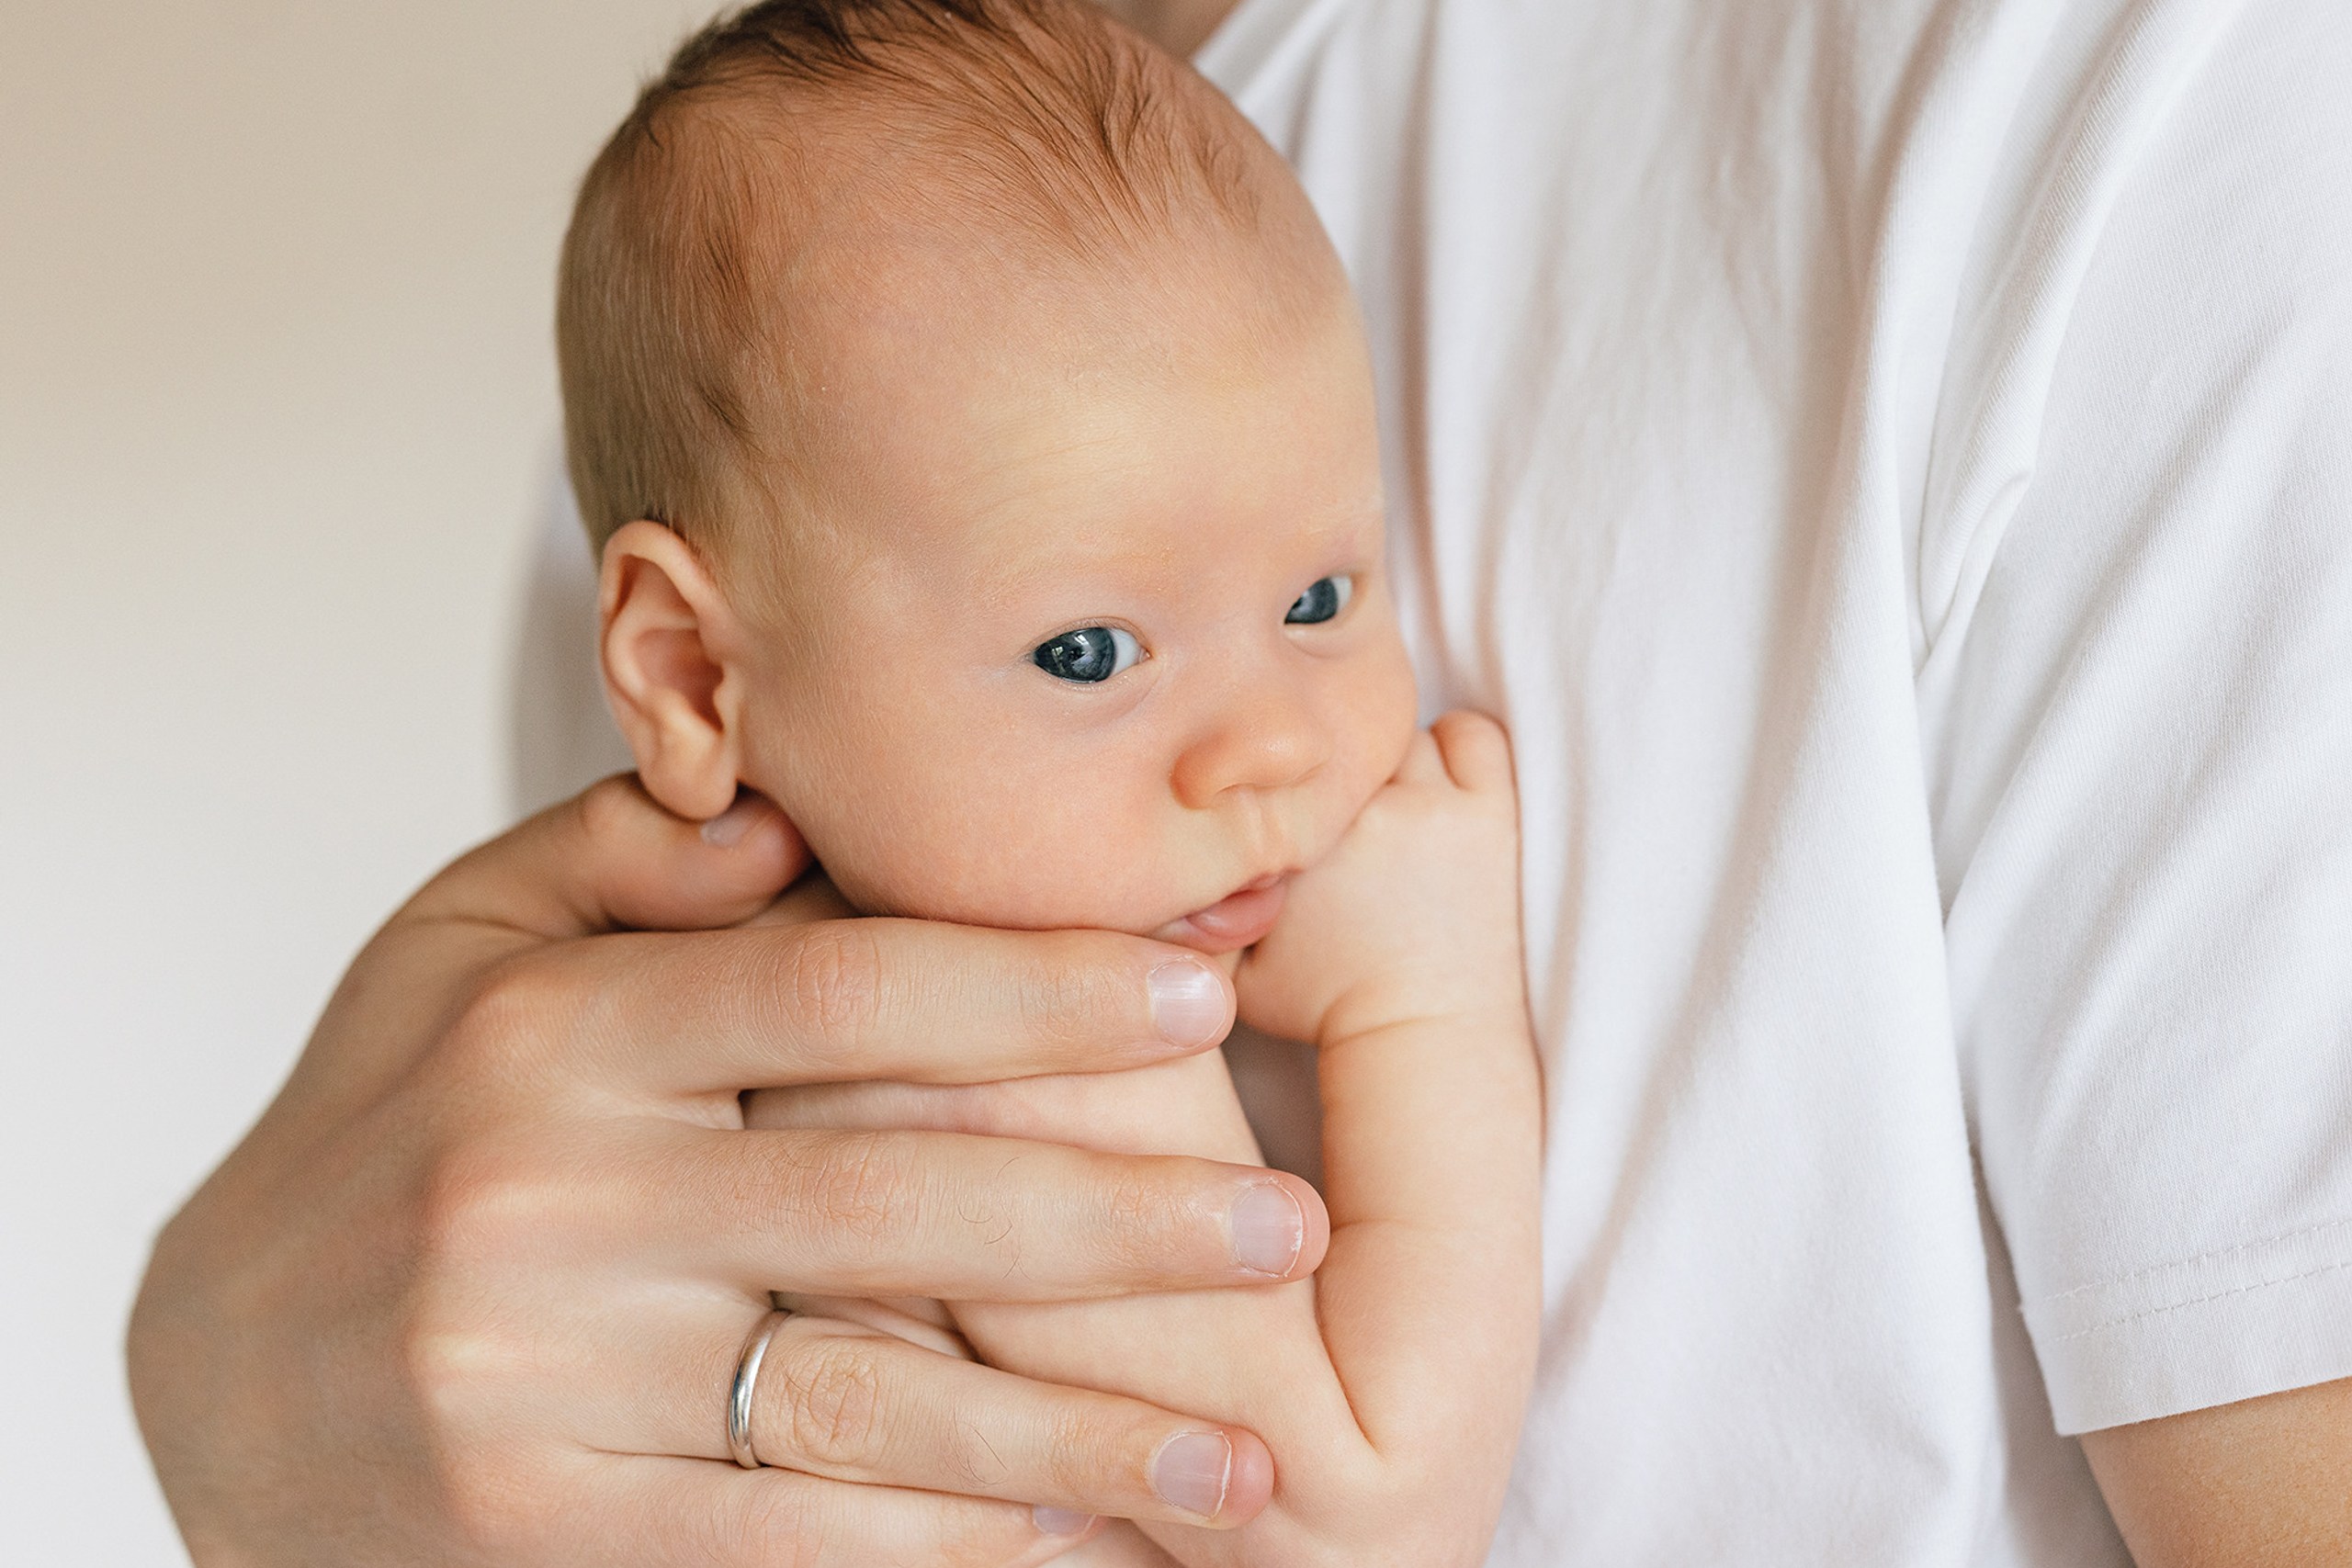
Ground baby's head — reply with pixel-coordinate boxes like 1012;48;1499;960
560;0;1415;950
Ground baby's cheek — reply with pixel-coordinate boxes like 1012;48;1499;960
1350;642;1423;790
851;789;1180;933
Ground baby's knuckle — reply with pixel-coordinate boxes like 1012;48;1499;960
775;1336;891;1472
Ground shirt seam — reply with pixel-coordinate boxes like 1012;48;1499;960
2045;1254;2352;1344
2028;1213;2352;1304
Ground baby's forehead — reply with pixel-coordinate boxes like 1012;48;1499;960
704;120;1342;507
741;276;1379;624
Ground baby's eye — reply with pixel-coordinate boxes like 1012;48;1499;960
1284;575;1354;626
1032;625;1143;683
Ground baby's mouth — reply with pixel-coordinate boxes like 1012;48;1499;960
1154;874;1290;955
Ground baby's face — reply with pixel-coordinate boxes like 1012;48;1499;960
726;229;1416;951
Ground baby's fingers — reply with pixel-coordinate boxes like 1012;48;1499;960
1390;728;1451;787
1430;709;1515;795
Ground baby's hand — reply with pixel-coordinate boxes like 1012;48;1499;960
758;711;1541;1568
1238;711;1522;1049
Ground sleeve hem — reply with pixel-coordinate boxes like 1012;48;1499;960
2025;1218;2352;1434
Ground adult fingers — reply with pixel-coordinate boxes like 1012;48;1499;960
648;1127;1328;1299
403;776;808;942
570;1453;1098;1568
665;1314;1272;1529
558;918;1235;1095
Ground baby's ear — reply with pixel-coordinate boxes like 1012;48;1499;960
597;520;746;822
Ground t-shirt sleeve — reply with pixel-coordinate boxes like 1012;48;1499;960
1928;0;2352;1436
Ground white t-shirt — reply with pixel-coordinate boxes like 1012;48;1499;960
526;0;2352;1560
1201;0;2352;1562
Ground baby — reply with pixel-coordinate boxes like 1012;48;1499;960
559;1;1541;1562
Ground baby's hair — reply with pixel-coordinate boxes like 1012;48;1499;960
558;0;1260;557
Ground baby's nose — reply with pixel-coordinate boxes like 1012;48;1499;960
1170;679;1333;808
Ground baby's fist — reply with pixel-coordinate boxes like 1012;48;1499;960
1238;711;1525;1046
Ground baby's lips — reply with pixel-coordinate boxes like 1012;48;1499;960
1155;878;1289;954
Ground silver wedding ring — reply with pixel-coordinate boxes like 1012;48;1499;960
727;1307;793;1469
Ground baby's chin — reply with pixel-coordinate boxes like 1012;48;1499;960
821;863;1286;954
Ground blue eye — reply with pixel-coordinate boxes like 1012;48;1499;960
1284;575;1353;625
1033;625;1142;682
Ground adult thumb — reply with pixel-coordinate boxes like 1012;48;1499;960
404;774;808;940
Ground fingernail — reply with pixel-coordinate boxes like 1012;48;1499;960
1227;1181;1304;1277
701;794;766;847
1147;959;1227;1049
1150;1431;1234;1519
1032;1506;1095;1536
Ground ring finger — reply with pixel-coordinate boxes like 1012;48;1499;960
662;1307;1273;1529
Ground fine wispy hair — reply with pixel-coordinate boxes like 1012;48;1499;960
558;0;1259;556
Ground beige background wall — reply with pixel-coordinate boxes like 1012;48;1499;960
0;4;693;1555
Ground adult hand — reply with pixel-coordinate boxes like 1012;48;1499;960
128;777;1321;1567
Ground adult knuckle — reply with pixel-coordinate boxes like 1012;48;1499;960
1102;1163;1159;1228
776;1335;891;1472
393;1149;546;1442
943;1409;1012;1492
934;1504;1031;1568
443;953;580;1081
413;1139;546;1275
573;774;640;845
399;1310;481;1431
1038;1401;1113;1498
723;1479;824;1568
398;1311;531;1504
1021;938;1126;1048
788;1131;909;1242
774;922;887;1058
1092;1161;1185;1273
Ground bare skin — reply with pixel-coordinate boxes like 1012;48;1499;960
2082;1379;2352;1568
128;780;1319;1567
